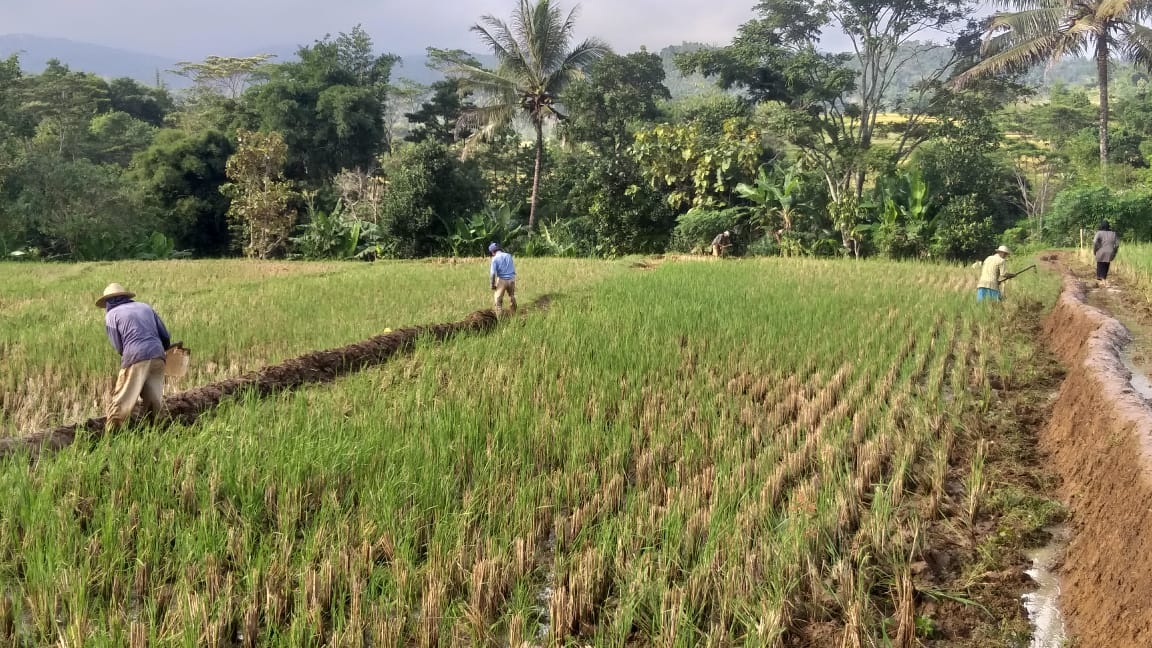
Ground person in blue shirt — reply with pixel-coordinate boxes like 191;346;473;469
488;242;517;316
96;282;174;428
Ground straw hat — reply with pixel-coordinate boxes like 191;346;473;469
95;283;135;308
995;245;1011;255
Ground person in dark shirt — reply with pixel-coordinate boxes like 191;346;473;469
1093;221;1120;285
96;283;173;427
711;231;731;257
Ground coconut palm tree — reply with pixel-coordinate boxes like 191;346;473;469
956;0;1152;167
441;0;609;231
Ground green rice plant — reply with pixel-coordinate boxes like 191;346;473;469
0;256;1060;644
965;438;991;529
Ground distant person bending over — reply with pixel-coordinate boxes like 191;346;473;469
711;230;732;257
976;245;1015;302
1093;220;1120;285
489;242;517;316
97;283;173;428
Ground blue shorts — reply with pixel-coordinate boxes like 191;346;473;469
976;287;1001;302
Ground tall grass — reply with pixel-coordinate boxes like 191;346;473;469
1105;242;1152;300
0;256;1058;645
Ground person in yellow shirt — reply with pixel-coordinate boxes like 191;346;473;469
976;245;1015;302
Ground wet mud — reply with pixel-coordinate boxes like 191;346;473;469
1022;525;1069;648
0;309;499;461
1040;267;1152;646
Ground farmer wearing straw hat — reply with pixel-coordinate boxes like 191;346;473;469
976;245;1015;302
489;242;517;316
96;283;172;427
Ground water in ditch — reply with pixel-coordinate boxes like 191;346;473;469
1022;525;1069;648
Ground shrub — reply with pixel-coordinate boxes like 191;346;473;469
929;196;996;261
1047;185;1152;245
669;208;745;253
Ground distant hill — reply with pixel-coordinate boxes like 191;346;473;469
0;34;468;90
0;34;184;87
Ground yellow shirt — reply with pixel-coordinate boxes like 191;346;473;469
978;254;1007;291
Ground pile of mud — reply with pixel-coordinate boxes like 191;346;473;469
0;310;498;461
1042;273;1152;645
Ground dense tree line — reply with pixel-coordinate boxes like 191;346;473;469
2;0;1151;262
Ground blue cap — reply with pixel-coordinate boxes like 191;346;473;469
488;242;500;253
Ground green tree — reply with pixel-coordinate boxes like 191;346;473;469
106;77;174;127
631;119;767;211
85;112;156;166
687;0;971;215
221;130;298;258
17;60;110;159
956;0;1152;167
173;55;274;100
128;129;234;255
0;56;25;251
440;0;610;230
7;154;152;259
560;50;670;154
404;79;474;144
249;27;397;183
377;140;487;258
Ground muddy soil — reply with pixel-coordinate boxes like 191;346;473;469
0;309;499;461
1039;256;1152;647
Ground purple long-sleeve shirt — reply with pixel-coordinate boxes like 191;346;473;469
105;301;170;368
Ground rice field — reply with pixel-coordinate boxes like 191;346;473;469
0;257;1058;646
0;258;626;434
1103;242;1152;301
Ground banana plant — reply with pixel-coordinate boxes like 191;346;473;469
736;165;808;251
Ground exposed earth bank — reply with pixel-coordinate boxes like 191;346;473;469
1042;267;1152;646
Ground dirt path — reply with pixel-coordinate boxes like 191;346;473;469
1039;254;1152;646
0;309;501;462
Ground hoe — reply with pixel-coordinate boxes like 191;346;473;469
1003;264;1036;282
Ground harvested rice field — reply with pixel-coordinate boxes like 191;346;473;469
0;257;1071;647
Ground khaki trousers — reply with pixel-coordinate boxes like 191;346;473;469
493;278;517;315
106;358;167;427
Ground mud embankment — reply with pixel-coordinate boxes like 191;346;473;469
1042;273;1152;646
0;309;499;461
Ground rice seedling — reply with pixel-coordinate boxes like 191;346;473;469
0;256;1059;645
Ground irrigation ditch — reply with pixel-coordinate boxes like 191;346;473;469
0;309;501;462
1039;256;1152;646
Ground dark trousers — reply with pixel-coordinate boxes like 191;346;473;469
1097;261;1111;280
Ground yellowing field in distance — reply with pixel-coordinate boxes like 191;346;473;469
0;257;1060;646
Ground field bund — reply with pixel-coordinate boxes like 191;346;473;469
1042;272;1152;645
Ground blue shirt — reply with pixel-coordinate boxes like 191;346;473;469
490;251;516;281
105;301;170;368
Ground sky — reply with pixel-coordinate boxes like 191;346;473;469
0;0;765;58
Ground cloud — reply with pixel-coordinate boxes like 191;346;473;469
0;0;756;57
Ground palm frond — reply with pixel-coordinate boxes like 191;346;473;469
538;4;580;77
1118;21;1152;68
983;7;1067;51
542;38;611;94
957;30;1082;85
444;60;517;95
1098;0;1141;19
1123;0;1152;23
471;18;530;78
994;0;1064;12
459;103;520;158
